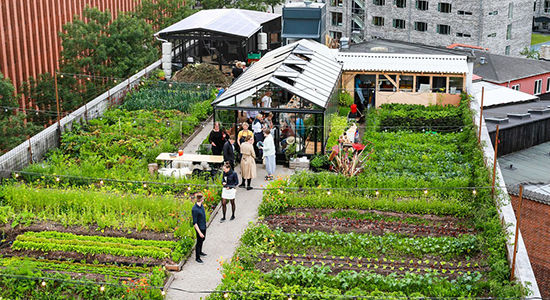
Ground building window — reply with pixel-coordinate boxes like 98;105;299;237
547;78;550;92
438;2;451;13
393;19;406;29
415;22;428;31
449;77;464;94
535;79;542;95
505;45;511;55
508;2;513;18
395;0;406;8
373;16;385;26
332;12;343;26
506;24;512;40
416;0;428;10
456;32;471;37
457;10;472;15
487;33;496;37
488;11;498;15
331;0;343;6
373;0;386;5
511;84;520;91
545;0;550;13
330;31;342;40
437;24;450;35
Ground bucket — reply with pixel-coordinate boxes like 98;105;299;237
350;104;357;113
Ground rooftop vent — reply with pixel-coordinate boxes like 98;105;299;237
480;57;486;64
340;37;349;49
304;0;312;7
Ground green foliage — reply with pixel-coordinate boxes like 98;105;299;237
0;72;16;107
326;114;349;150
377;103;465;132
338;91;354;107
121;83;214;112
13;231;184;262
133;0;196;31
519;46;540;60
310;154;330;169
199;0;282;11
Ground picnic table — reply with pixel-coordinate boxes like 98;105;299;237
156;153;224;168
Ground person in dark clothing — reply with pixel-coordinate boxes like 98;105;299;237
192;193;207;264
223;135;236;170
221;162;238;222
209;122;224;156
231;61;244;81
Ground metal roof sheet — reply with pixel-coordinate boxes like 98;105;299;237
156;9;280;38
213;39;341;108
471;82;538;107
336;53;468;74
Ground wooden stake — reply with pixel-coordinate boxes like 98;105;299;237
510;185;524;281
54;71;61;133
478;87;484;143
491;124;499;196
28;137;33;164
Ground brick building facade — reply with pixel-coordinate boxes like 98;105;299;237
510;192;550;297
326;0;532;56
0;0;139;109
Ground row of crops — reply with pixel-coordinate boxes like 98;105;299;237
210;95;528;299
0;82;219;299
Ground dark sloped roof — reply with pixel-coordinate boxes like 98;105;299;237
473;51;550;83
342;38;473;57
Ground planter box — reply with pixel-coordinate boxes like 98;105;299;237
289;160;310;170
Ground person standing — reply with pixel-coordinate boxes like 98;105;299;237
232;61;244;81
192;193;207;264
239;136;257;190
221;162;238;221
209;122;224;156
223;135;236;170
261;91;272;110
261;128;276;181
252;113;264;158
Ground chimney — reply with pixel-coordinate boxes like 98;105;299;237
480;57;486;64
540;45;550;60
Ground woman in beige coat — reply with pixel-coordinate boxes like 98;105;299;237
239;135;256;190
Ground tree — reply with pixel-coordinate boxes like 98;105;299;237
134;0;196;31
199;0;273;11
520;47;540;60
0;72;16;108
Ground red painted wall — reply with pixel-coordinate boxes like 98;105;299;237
510;194;550;298
0;0;139;109
497;73;550;96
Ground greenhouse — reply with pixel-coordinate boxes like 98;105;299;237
212;39;342;159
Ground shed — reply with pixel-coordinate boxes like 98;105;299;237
212;39;342;158
155;9;281;69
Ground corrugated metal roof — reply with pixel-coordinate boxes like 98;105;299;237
471;82;538;107
213;39;342;108
336;53;468;74
156;9;280;38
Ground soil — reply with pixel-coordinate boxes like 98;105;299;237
253;252;489;279
0;222;175;242
265;209;475;237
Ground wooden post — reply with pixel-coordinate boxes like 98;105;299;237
510;185;524;281
54;71;61;131
27;137;33;164
491;124;499;196
478;87;484;143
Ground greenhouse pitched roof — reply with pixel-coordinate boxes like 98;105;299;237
213;39;342;108
156;9;280;38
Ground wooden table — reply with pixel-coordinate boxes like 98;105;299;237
156;153;224;168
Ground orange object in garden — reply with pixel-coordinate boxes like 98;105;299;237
350;104;357;113
178;150;183;156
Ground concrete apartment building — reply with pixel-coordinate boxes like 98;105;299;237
326;0;532;56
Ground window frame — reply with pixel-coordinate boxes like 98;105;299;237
373;0;386;5
436;24;450;35
505;45;511;55
438;2;451;13
508;2;513;18
373;16;385;26
414;21;428;32
534;79;542;95
395;0;406;8
506;24;512;40
393;19;406;29
415;0;428;10
511;84;520;91
331;12;343;26
547;78;550;92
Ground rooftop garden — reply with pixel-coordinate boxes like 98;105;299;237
210;94;527;299
0;82;219;299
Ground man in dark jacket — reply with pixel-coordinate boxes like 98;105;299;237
192;193;207;264
223;135;236;170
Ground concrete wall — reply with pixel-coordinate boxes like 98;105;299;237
326;0;532;56
510;193;550;298
471;88;541;297
0;59;161;178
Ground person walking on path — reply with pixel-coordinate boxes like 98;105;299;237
209;122;225;156
221;162;238;222
239;136;257;190
223;135;236;170
260;128;276;181
192;193;207;264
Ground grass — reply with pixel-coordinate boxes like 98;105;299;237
531;33;550;45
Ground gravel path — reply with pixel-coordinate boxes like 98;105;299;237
167;123;294;300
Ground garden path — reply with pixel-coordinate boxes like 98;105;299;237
167;122;294;300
